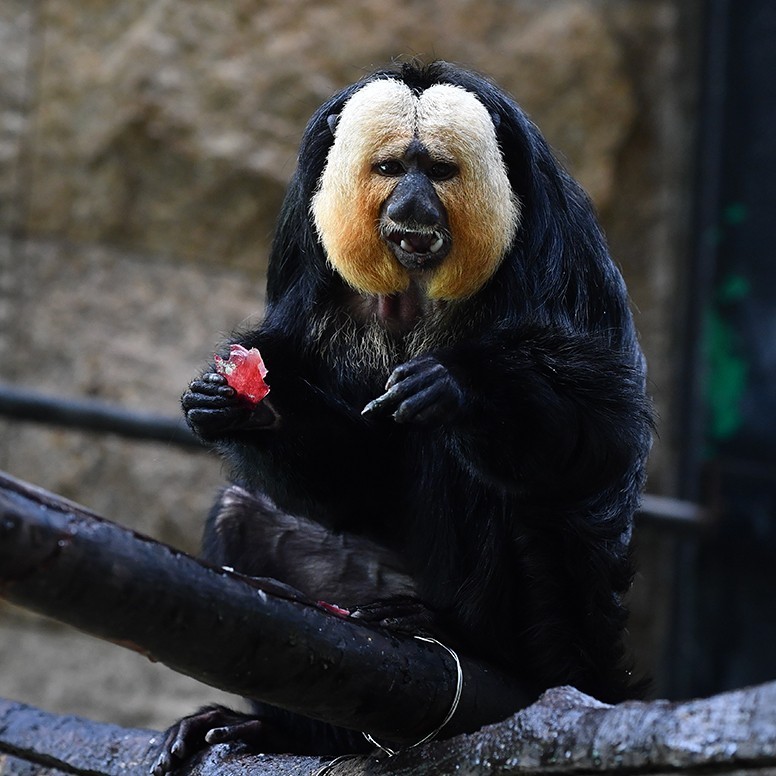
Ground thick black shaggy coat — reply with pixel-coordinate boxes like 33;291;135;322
182;61;652;756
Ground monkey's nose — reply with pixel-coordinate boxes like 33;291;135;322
384;172;447;226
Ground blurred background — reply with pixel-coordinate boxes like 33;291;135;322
1;0;774;731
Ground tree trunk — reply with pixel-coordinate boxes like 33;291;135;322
2;683;776;775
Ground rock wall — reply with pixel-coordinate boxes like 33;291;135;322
0;0;701;728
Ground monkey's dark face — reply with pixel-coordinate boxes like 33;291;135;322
312;79;520;304
377;138;453;272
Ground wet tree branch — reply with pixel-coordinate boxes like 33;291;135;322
0;469;527;749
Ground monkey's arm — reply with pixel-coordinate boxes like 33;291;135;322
364;326;652;496
183;330;387;530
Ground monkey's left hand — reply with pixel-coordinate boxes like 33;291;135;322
362;355;465;426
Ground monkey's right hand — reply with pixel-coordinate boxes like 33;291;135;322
182;372;279;441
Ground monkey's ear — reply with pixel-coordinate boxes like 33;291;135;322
326;113;340;135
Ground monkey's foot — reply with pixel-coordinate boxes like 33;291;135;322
151;705;276;775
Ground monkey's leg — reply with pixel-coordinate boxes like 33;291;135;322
208;487;453;638
152;488;424;773
203;485;418;605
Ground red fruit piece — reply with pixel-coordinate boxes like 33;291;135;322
214;344;270;405
317;601;351;618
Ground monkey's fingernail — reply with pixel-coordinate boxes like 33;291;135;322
362;396;388;415
206;727;226;743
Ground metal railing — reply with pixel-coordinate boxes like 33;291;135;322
0;383;200;449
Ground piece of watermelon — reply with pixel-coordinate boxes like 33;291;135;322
213;344;270;405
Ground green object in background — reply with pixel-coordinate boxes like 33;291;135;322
704;273;750;443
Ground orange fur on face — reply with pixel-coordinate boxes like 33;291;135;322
311;79;520;300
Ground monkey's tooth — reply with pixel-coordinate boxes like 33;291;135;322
400;239;413;252
430;235;444;253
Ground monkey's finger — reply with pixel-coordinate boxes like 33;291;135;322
363;368;442;417
185;408;251;437
190;372;229;391
389;366;447;396
361;382;412;416
205;719;266;745
361;389;399;417
150;748;174;776
190;374;228;387
385;358;446;391
150;718;199;774
182;389;236;410
392;383;449;424
187;382;233;397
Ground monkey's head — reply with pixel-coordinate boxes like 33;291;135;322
311;77;520;302
267;63;627;345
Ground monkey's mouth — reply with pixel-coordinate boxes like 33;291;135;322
382;226;451;270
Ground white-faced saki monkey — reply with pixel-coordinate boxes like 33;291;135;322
153;61;652;773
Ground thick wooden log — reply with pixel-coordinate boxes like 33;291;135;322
356;682;776;775
0;470;527;747
2;682;776;775
0;698;157;776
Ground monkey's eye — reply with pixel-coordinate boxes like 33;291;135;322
373;160;405;177
427;162;459;181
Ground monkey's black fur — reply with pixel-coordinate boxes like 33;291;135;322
156;61;652;770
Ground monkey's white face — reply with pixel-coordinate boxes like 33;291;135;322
311;79;520;303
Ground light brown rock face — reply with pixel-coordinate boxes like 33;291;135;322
0;0;700;729
23;1;635;269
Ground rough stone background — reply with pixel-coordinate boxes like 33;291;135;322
0;1;701;731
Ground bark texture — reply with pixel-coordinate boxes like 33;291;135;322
2;683;776;775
